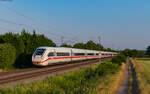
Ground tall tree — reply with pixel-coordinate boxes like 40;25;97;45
85;40;99;50
73;40;106;51
73;43;86;49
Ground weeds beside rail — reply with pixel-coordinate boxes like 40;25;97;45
0;61;121;94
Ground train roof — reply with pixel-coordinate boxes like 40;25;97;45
37;47;99;53
100;51;117;54
37;46;117;54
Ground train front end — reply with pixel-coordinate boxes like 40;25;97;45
32;47;48;66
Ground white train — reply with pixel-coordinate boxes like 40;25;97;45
32;47;117;66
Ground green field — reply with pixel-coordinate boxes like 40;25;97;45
133;58;150;94
139;59;150;73
136;58;150;75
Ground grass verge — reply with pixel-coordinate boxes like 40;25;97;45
132;58;150;94
96;63;126;94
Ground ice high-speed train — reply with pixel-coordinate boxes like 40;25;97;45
32;47;117;66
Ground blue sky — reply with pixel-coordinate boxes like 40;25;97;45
0;0;150;50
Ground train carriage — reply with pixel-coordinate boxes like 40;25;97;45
32;47;117;66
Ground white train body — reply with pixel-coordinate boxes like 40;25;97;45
32;47;117;66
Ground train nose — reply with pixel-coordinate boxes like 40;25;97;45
32;56;43;63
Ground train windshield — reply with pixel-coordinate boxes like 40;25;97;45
35;48;46;56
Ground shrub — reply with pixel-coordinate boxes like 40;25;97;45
96;62;119;76
111;54;126;65
0;43;16;69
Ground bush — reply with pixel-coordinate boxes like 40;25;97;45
0;43;16;69
96;62;119;76
111;54;126;65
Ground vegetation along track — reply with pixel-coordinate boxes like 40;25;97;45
0;58;111;87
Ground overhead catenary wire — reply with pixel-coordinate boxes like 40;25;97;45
0;26;17;33
0;17;75;44
0;18;58;36
0;17;96;45
0;18;34;30
0;3;56;29
0;3;87;45
0;4;80;40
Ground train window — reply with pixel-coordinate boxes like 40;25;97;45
48;52;54;57
87;53;94;55
57;52;70;56
96;53;99;55
74;53;85;56
35;49;45;55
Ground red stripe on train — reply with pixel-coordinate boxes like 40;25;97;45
33;56;99;63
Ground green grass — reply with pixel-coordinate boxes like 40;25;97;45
139;59;150;73
132;58;150;94
96;63;126;94
0;61;121;94
136;58;150;60
1;68;97;94
136;58;150;77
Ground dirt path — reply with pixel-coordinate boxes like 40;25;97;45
117;61;130;94
117;58;140;94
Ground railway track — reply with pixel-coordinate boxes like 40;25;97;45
0;58;111;87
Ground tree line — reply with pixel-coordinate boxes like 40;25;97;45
0;29;148;70
121;49;146;58
60;41;116;52
120;46;150;58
